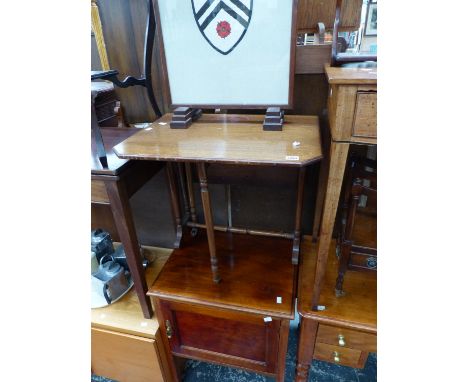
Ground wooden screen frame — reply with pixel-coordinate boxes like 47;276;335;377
153;0;298;110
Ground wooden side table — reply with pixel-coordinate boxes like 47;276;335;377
311;65;377;308
91;127;182;318
149;231;295;382
295;66;377;381
113;113;323;280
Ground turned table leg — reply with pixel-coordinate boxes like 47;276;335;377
292;166;306;265
311;141;349;309
166;162;183;248
196;162;221;283
185;162;198;237
295;317;319;382
177;162;191;220
105;180;153;318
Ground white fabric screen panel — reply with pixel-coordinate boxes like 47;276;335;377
157;0;295;107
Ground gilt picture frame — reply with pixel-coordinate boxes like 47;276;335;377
154;0;298;109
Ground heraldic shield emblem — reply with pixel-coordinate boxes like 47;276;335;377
191;0;253;55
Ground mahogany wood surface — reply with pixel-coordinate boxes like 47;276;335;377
148;230;295;320
113;114;322;167
157;300;283;376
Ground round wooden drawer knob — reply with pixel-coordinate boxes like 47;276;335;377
338;334;346;347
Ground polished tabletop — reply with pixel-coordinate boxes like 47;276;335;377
113;113;323;166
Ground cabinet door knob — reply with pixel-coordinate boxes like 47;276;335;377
333;351;340;363
338;334;346;347
165;320;173;339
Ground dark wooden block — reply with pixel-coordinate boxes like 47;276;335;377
263;107;284;131
170;107;203;129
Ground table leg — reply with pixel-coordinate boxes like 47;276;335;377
177;162;190;220
312;154;329;241
185;162;198;236
196;162;221;283
295;317;319;382
105;180;153;318
166;162;183;248
292;167;306;265
311;141;349;309
276;320;290;382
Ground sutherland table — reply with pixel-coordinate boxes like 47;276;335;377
113;113;323;282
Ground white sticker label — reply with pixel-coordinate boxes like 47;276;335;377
264;316;272;322
158;122;167;125
286;155;299;160
276;297;282;304
316;305;326;311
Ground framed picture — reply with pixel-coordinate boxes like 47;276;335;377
155;0;298;109
364;2;377;36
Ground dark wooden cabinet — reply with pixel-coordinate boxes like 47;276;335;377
157;300;285;375
149;231;295;382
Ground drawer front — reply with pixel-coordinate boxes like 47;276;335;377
353;91;377;138
91;327;165;382
91;180;109;204
159;301;280;374
314;342;363;368
316;324;377;353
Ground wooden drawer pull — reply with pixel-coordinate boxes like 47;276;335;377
338;334;346;347
333;351;340;363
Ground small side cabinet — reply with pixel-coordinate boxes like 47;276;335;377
156;299;289;376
